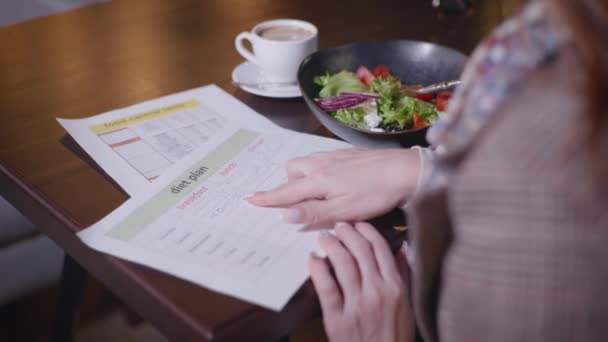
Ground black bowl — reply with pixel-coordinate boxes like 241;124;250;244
298;40;467;148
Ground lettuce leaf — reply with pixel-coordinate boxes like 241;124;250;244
414;98;439;122
371;76;401;97
332;107;366;128
371;76;438;128
316;71;368;98
372;77;408;127
313;73;332;87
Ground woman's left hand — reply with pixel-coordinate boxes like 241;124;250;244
310;222;415;342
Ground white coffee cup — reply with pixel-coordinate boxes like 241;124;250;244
235;19;318;83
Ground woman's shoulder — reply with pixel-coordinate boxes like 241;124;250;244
426;1;569;157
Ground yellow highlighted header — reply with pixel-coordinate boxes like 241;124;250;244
89;99;200;134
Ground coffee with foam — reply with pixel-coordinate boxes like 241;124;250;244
258;25;314;41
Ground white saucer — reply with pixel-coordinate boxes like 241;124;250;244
231;61;301;98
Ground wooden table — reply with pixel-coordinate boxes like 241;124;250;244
0;0;503;340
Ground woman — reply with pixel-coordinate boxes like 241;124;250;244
249;0;608;341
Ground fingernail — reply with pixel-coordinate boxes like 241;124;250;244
243;192;257;200
334;221;349;229
310;251;322;260
281;208;303;223
318;230;331;238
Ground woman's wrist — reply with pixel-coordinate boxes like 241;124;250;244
389;148;422;206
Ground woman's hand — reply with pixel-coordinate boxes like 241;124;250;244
247;148;420;225
310;222;414;342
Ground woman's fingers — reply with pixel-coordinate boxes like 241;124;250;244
283;198;351;224
396;245;411;285
355;222;400;280
309;254;344;315
280;195;381;225
282;200;324;224
334;222;381;281
286;156;313;180
247;178;323;207
286;155;325;180
319;231;362;299
286;148;369;180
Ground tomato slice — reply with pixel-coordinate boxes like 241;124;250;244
372;65;391;79
412;113;430;129
437;91;452;100
406;85;432;101
356;66;375;87
436;97;449;112
415;92;434;101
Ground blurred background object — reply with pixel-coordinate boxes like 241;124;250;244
0;195;64;341
0;0;108;26
432;0;476;14
0;196;63;305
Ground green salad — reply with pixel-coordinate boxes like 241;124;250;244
313;65;448;132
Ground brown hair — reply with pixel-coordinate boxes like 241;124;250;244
544;0;608;147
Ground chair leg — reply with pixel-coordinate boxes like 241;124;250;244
50;254;86;342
